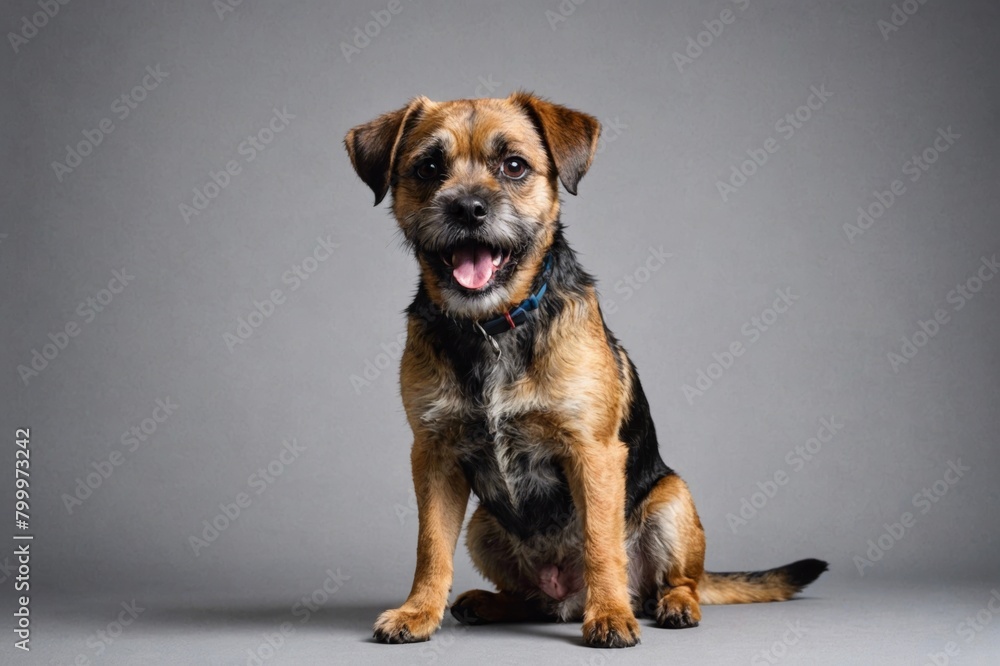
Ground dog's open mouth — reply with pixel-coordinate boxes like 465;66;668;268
439;242;513;291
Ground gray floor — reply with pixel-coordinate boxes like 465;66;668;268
15;578;1000;665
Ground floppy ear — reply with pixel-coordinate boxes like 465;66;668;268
344;97;426;205
510;91;601;195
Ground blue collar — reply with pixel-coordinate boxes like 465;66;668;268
477;253;554;336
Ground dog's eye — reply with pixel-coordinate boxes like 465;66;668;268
415;160;440;180
500;156;528;180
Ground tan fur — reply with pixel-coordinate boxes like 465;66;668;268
564;440;640;644
635;475;706;627
390;97;562;311
698;571;803;604
371;432;470;642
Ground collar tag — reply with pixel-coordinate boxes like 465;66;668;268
473;321;502;361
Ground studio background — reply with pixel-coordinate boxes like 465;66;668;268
3;0;998;664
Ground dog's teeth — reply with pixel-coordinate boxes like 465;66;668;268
492;254;502;267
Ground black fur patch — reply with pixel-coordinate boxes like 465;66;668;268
782;558;830;589
617;357;674;514
456;420;575;541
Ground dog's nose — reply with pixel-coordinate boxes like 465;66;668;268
448;195;489;228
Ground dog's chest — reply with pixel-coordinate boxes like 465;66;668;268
423;366;576;539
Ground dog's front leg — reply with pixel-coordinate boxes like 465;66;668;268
373;437;470;643
565;440;640;648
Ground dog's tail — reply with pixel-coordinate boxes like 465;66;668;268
698;558;828;604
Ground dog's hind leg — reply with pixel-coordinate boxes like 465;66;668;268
451;589;555;624
636;474;707;629
452;507;557;624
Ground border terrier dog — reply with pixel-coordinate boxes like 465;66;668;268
345;92;827;648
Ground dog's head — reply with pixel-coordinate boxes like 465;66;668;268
345;92;600;318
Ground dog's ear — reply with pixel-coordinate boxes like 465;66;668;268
344;97;426;206
510;91;601;195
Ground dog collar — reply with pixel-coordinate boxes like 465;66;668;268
477;253;554;337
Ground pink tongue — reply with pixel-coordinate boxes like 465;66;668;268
452;245;495;290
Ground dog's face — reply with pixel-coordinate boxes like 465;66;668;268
345;92;600;317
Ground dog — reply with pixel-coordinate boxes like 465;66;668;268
344;92;827;648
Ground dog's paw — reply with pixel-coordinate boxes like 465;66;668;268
582;609;641;648
451;589;494;625
654;591;701;629
372;606;442;643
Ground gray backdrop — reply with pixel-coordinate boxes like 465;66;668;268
3;0;999;663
